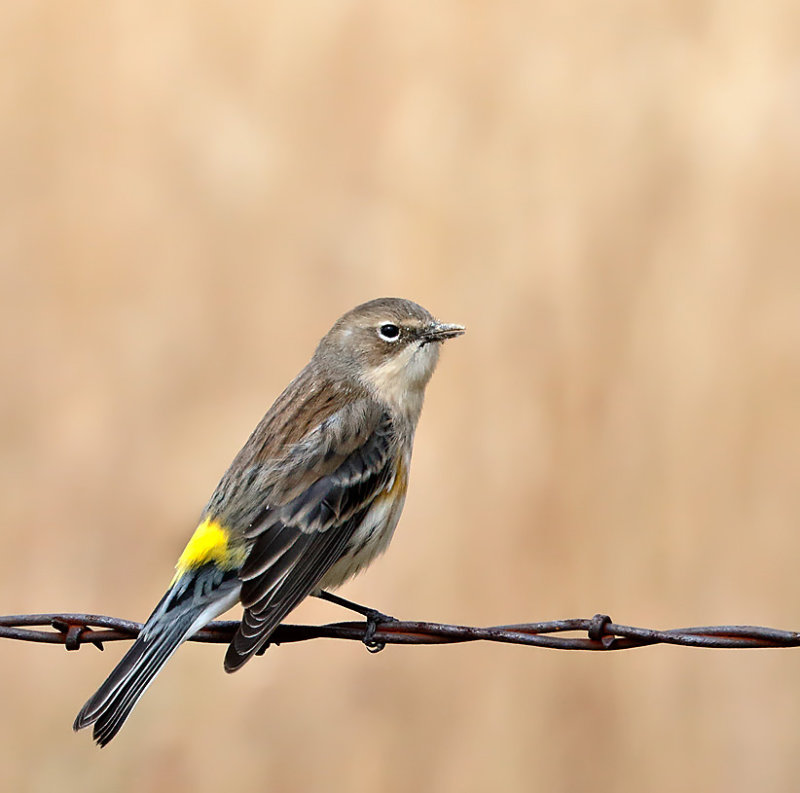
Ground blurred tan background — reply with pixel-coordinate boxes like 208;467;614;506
1;2;799;791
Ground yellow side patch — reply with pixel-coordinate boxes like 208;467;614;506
375;454;408;504
174;518;244;578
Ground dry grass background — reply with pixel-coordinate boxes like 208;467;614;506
1;2;799;791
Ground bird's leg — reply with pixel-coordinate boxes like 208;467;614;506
313;590;397;652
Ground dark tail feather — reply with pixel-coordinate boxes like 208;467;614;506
75;567;241;746
73;608;198;746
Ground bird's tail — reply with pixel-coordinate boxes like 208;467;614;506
74;565;240;746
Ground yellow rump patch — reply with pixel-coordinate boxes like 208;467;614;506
174;518;244;578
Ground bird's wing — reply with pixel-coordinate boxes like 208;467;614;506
224;405;398;671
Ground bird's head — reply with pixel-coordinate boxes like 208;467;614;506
316;297;464;417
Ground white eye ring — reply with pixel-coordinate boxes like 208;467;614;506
378;323;401;342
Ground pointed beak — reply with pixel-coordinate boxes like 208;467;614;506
422;321;466;344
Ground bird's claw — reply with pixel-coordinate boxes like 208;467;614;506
363;609;397;653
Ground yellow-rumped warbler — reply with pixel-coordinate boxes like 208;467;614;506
74;297;464;745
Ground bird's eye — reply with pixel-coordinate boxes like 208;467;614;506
378;323;401;342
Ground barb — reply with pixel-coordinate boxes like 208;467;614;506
1;612;799;652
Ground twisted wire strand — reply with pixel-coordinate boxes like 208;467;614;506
1;612;799;652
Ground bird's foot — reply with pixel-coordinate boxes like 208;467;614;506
313;590;397;652
362;608;398;653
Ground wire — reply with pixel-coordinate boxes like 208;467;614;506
2;612;798;653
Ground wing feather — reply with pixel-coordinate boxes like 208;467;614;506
223;408;398;672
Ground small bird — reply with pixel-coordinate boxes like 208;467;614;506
74;297;464;745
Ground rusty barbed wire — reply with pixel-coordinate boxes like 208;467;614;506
1;612;799;652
